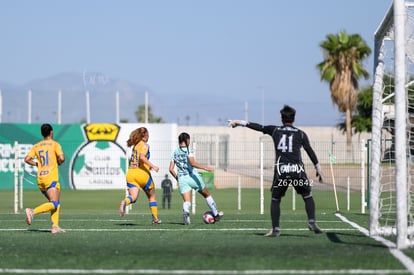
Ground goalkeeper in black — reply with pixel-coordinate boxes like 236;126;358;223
228;105;324;237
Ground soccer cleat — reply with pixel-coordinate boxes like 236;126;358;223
264;229;280;237
183;212;191;225
25;208;34;225
51;226;66;234
152;218;162;224
308;223;323;234
214;211;224;222
119;200;126;217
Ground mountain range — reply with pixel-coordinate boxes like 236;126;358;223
0;71;245;126
0;72;274;126
0;72;149;124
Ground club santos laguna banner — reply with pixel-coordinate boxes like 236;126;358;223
0;123;177;190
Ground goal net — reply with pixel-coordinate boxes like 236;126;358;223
371;0;414;249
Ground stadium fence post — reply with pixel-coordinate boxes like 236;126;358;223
13;141;19;214
192;189;196;214
347;176;350;211
124;148;131;214
237;176;241;210
259;141;264;215
360;140;366;214
192;142;197;214
19;174;23;210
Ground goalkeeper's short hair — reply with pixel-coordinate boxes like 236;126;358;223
280;105;296;123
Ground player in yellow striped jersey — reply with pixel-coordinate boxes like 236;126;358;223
24;123;65;233
119;127;161;224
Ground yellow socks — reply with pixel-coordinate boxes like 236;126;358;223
149;201;159;220
51;204;61;227
34;202;55;215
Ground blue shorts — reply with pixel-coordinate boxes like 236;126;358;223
178;173;206;194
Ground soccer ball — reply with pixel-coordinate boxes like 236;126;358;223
202;211;216;224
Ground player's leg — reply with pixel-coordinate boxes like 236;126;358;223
120;170;140;216
45;182;65;233
162;193;166;209
167;194;171;209
47;184;60;224
198;188;222;221
145;188;161;224
265;181;287;237
119;184;139;217
194;171;223;221
298;181;323;234
25;182;50;225
33;200;55;215
179;176;194;225
142;177;161;224
188;173;222;220
181;191;192;225
302;193;322;233
120;170;142;216
33;182;59;218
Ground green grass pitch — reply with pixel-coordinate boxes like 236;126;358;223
0;188;413;274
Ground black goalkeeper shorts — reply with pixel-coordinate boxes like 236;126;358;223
271;176;312;198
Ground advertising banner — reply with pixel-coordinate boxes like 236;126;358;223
0;123;177;190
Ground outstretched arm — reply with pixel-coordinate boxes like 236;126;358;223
228;120;248;128
228;120;275;135
188;156;213;172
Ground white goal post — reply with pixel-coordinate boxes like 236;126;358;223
370;0;414;249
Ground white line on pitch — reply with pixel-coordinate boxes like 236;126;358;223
0;268;409;274
0;227;358;232
336;213;414;274
0;219;345;223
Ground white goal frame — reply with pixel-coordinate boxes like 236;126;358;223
371;0;414;249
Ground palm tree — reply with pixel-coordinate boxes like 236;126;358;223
337;85;372;135
135;104;164;123
317;30;371;150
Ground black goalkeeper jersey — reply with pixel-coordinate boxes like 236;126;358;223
247;122;319;180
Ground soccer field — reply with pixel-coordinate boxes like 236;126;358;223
0;189;413;274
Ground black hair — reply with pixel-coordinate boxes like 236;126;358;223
178;132;191;153
280;105;296;124
41;123;53;138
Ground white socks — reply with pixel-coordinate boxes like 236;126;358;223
206;196;218;216
183;201;191;214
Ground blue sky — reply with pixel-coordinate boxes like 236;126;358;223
0;0;393;126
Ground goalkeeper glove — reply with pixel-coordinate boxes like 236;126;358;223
315;163;324;183
227;120;247;128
